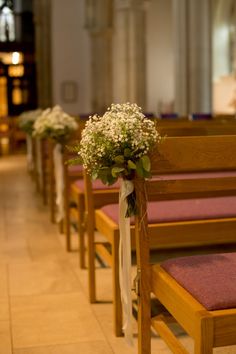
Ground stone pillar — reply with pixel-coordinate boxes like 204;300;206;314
173;0;212;115
33;0;52;108
113;0;148;109
85;0;113;114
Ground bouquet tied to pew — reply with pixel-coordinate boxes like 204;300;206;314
70;102;160;216
33;105;78;143
70;102;161;344
18;109;43;171
34;105;78;222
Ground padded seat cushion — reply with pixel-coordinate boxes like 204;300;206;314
74;179;120;191
100;196;236;224
160;252;236;310
68;164;83;173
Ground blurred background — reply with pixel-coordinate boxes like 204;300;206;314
0;0;236;153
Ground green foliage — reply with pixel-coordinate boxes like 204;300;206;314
141;155;151;171
127;160;136;170
19;120;35;135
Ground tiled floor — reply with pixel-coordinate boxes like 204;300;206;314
1;155;236;354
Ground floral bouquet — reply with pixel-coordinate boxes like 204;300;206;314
18;109;43;135
71;102;160;215
70;102;160;343
33;105;78;143
18;109;43;172
34;105;78;222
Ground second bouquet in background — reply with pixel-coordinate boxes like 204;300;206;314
33;105;78;143
34;105;79;222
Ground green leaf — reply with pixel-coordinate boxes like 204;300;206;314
100;175;109;184
143;169;152;178
98;168;109;180
141;155;151;171
91;171;98;180
124;148;131;157
106;174;118;185
136;160;144;177
128;160;136;169
114;155;125;164
111;166;125;177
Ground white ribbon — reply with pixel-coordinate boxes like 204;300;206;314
53;143;64;222
119;179;134;346
35;138;43;190
26;134;33;171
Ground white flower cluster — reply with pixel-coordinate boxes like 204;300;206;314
19;109;43;135
79;102;160;172
33;105;78;142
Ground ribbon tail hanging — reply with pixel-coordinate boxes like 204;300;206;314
119;179;134;346
36;137;43;190
53;143;65;222
26;134;33;171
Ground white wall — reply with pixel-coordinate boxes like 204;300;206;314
51;0;91;115
146;0;174;115
213;0;234;81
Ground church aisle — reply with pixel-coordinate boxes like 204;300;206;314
0;155;115;354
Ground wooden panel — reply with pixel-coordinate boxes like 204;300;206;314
159;121;236;137
213;311;236;346
147;177;236;199
152;136;236;173
93;190;119;208
148;218;236;248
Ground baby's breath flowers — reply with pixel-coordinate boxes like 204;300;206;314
71;103;160;214
70;103;160;214
76;103;160;182
33;105;78;143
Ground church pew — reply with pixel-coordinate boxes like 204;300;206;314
64;117;236;259
134;135;236;353
83;134;236;337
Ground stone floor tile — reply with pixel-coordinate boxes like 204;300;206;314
11;293;106;348
0;297;9;321
0;321;12;354
91;302;137;354
9;260;81;296
13;341;113;354
0;263;8;296
0;238;31;263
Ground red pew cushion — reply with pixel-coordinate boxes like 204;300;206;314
68;164;83;173
74;178;120;191
100;196;236;224
160;252;236;310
